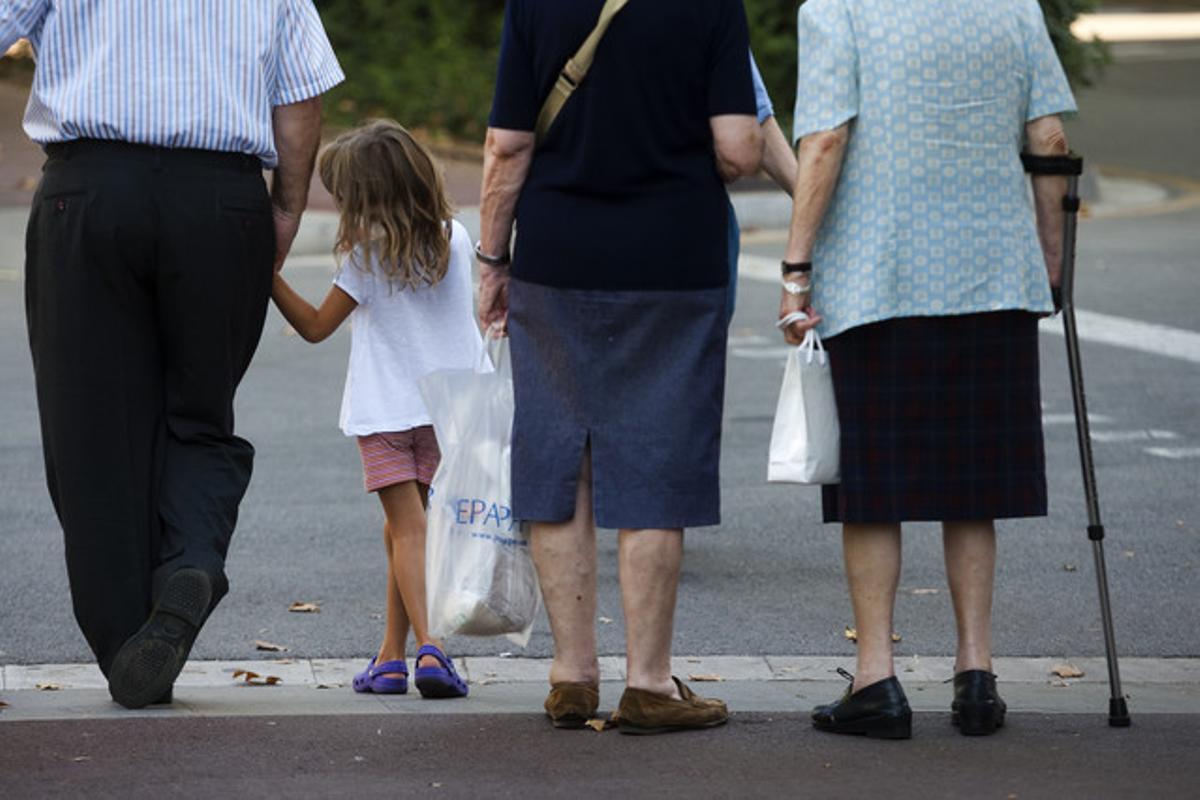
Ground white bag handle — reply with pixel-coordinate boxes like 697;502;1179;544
776;312;826;365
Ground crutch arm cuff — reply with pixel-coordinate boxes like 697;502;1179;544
1021;152;1084;176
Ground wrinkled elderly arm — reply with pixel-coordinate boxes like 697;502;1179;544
711;114;764;182
1026;114;1070;288
783;123;851;264
477;128;535;331
479;128;535;258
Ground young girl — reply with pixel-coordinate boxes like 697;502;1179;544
272;120;479;698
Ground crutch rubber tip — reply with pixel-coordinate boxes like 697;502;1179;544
1108;697;1132;727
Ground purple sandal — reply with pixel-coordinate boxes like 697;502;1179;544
414;645;469;699
352;657;409;695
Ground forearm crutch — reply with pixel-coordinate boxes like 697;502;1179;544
1022;152;1131;727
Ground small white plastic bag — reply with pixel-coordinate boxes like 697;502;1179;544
419;336;540;647
767;313;841;485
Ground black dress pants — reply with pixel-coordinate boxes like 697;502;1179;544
24;141;274;673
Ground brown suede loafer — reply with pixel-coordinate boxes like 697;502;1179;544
544;682;601;729
616;676;729;735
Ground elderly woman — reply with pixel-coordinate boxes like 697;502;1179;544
780;0;1077;739
477;0;762;734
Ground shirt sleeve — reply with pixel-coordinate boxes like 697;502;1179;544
1019;0;1077;121
792;0;859;143
272;0;345;106
708;0;757;117
749;51;775;124
0;0;49;51
488;0;539;131
333;249;373;306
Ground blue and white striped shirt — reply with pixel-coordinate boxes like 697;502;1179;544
0;0;344;167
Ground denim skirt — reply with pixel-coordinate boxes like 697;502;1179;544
821;311;1047;524
508;279;728;530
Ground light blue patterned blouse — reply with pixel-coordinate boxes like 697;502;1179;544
793;0;1077;338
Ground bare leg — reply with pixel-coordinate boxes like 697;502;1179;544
843;523;902;692
378;481;442;670
531;453;600;687
375;531;411;676
942;520;997;674
620;528;685;699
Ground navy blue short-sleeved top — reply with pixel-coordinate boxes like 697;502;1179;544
489;0;757;291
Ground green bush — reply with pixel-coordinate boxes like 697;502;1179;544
316;0;1107;140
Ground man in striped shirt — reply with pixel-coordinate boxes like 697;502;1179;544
0;1;344;709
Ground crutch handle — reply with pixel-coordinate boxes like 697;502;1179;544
1021;152;1085;176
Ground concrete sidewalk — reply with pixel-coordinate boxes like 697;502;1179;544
3;655;1198;722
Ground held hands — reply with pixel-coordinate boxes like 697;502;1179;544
272;205;302;273
477;263;511;336
778;282;821;345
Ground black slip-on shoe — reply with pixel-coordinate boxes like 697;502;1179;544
108;568;212;710
952;670;1007;736
812;668;913;740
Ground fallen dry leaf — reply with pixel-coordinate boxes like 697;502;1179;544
289;601;320;614
36;682;62;691
254;640;288;653
233;669;283;686
1051;663;1085;679
911;588;939;596
844;628;901;643
585;717;614;732
688;674;724;682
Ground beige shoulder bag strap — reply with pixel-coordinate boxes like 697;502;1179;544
534;0;631;144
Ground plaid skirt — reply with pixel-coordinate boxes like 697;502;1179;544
821;311;1047;524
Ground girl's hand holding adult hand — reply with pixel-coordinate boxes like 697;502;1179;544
778;282;821;346
478;264;511;336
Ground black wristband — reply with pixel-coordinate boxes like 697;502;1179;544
781;260;812;276
474;241;511;266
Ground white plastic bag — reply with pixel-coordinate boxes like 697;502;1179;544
419;336;540;647
767;313;841;484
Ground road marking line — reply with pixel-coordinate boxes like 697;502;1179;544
1043;413;1113;425
1040;310;1200;365
1090;429;1180;443
1146;446;1200;460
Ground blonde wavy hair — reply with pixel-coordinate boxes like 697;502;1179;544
319;119;454;289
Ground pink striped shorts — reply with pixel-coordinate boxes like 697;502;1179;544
356;426;441;492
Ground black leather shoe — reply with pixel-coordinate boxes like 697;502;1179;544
812;669;912;740
952;670;1006;736
108;569;212;710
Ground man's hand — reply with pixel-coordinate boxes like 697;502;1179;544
779;282;821;345
273;206;302;272
478;263;511;336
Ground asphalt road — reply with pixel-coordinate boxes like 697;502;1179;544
3;713;1194;800
1;46;1198;667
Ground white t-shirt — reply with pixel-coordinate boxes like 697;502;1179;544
334;220;483;436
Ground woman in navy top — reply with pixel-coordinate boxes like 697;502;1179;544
478;0;762;733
